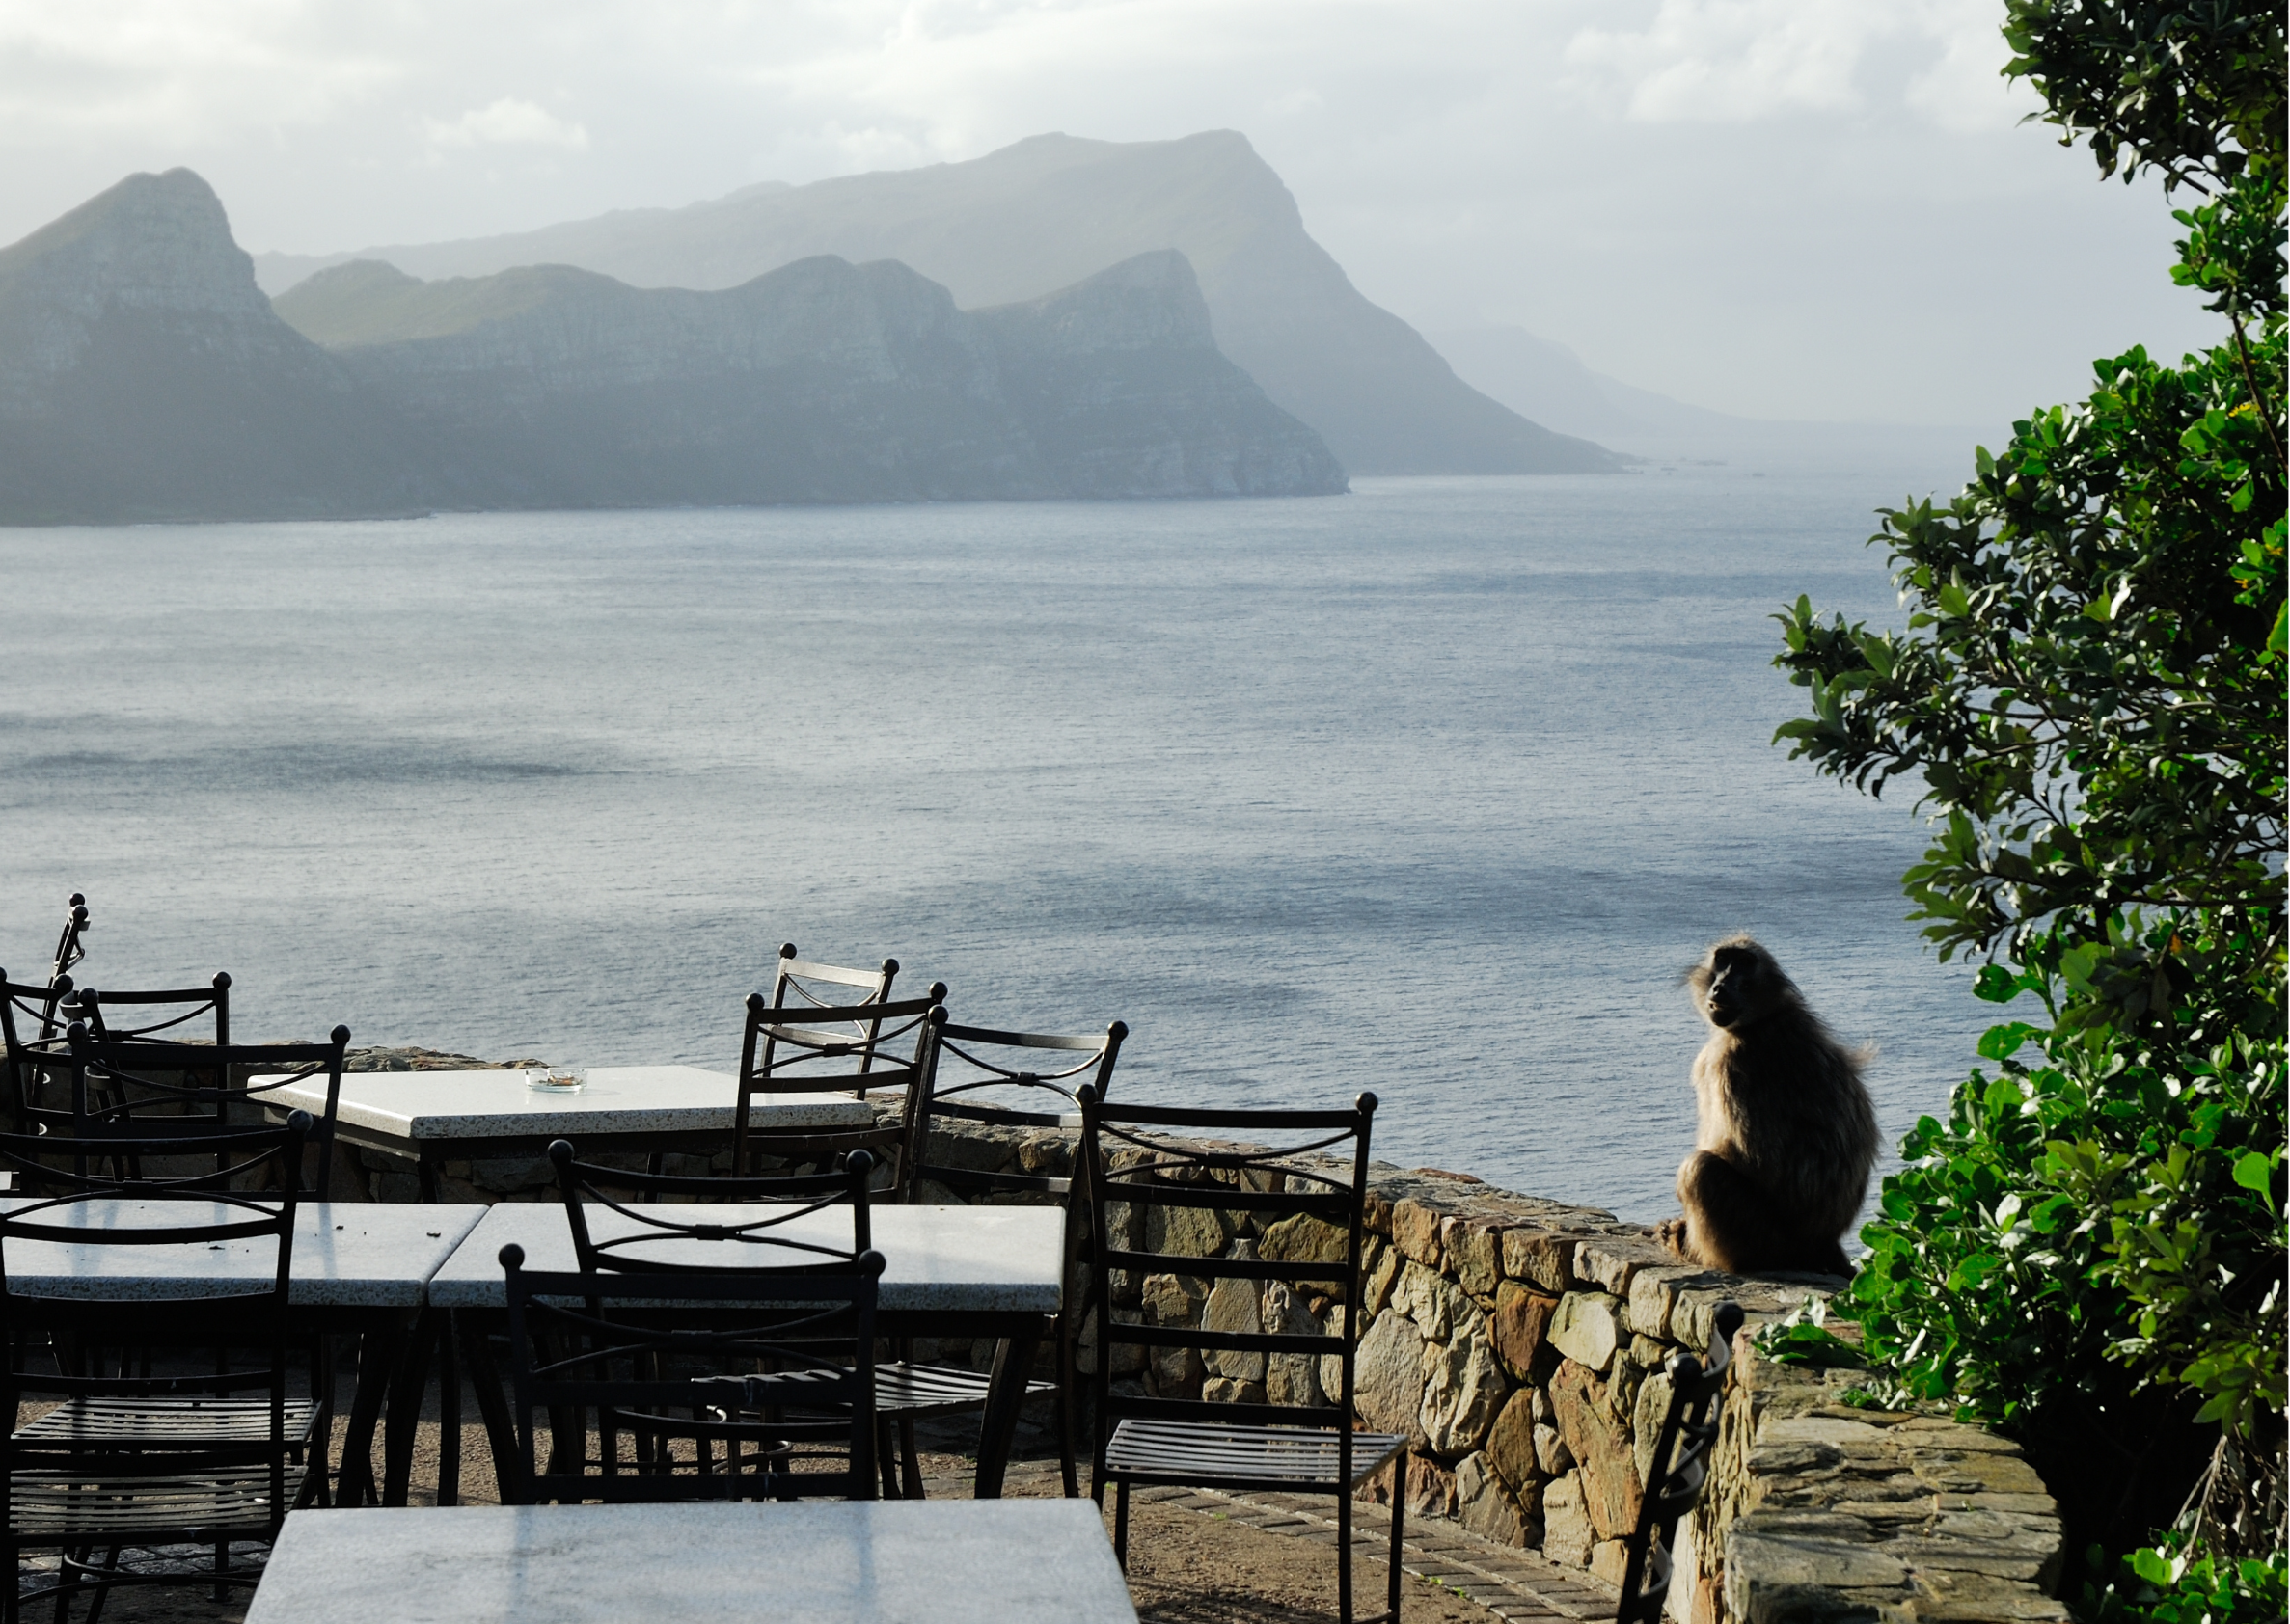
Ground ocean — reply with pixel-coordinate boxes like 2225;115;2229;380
0;457;1999;1224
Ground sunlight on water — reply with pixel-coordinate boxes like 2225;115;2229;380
0;461;1996;1223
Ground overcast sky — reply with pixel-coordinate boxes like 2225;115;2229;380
0;0;2222;424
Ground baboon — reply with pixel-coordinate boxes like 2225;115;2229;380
1652;935;1878;1278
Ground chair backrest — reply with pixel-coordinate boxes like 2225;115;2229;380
1079;1087;1379;1447
72;971;232;1045
907;1018;1128;1202
48;891;89;987
763;944;900;1054
1616;1300;1746;1624
498;1241;885;1503
0;972;80;1135
60;1022;350;1197
549;1138;875;1272
731;987;945;1177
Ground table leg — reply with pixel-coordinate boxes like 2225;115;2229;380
438;1313;461;1507
337;1317;409;1508
971;1317;1047;1500
383;1308;442;1506
457;1309;521;1504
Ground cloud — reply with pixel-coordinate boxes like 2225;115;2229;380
422;96;587;151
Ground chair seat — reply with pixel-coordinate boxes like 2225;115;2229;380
9;1461;309;1540
1103;1420;1406;1491
875;1361;1055;1418
15;1396;319;1448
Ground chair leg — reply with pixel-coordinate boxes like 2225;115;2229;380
1339;1484;1354;1624
1388;1452;1408;1624
876;1419;900;1500
1055;1334;1078;1498
1113;1478;1131;1568
898;1418;923;1500
438;1314;461;1506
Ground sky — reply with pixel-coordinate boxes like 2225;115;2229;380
0;0;2223;424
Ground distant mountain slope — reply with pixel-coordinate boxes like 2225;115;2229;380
274;245;1343;505
255;132;1622;477
0;170;431;524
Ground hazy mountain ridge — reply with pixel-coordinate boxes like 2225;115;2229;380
254;131;1624;477
1;171;1344;524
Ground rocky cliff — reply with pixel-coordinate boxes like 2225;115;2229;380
0;170;431;523
274;247;1343;504
254;132;1624;477
1;170;1344;523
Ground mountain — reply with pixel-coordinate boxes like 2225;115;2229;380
274;248;1342;504
1;171;1345;524
0;170;431;524
253;132;1623;477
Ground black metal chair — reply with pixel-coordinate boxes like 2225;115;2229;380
879;1017;1128;1498
0;1114;315;1622
59;1022;349;1197
729;986;945;1184
1080;1086;1404;1624
1616;1300;1744;1624
0;975;78;1146
764;942;900;1027
498;1241;886;1504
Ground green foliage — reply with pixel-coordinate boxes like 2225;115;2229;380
1769;0;2286;1575
2001;0;2284;190
2081;1534;2289;1624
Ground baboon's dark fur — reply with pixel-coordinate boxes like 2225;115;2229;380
1653;935;1879;1278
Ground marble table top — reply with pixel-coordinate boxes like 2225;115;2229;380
0;1199;486;1306
244;1500;1137;1623
426;1202;1064;1313
257;1065;876;1144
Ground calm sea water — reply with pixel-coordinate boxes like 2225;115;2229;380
0;460;1999;1224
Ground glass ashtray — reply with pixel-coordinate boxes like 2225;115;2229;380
524;1068;587;1094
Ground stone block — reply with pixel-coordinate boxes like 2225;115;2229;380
1419;1307;1509;1455
1551;1359;1642;1541
1632;1368;1675;1484
1262;1280;1324;1407
1590;1539;1631;1588
1549;1290;1624;1372
1394;1260;1468;1342
1541;1471;1594;1567
1016;1133;1073;1176
1456;1451;1529;1546
1449;1220;1503;1298
1146;1201;1234;1260
1140;1272;1208;1328
1625;1265;1705;1339
1201;1376;1266;1406
1203;1262;1266;1382
1725;1519;1909;1624
1391;1200;1443;1267
1575;1232;1670;1296
1353;1309;1429;1447
1317;1304;1348;1402
1148;1342;1204;1400
1490;1282;1559;1380
1405;1452;1457;1518
1501;1227;1579;1293
1360;1237;1401;1320
1485;1389;1540;1491
1259;1211;1349;1293
1534;1421;1573;1475
1906;1567;2074;1622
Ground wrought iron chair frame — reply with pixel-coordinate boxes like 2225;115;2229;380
1616;1300;1744;1624
729;987;944;1182
1080;1086;1405;1624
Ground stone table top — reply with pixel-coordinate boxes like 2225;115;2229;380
244;1500;1137;1623
257;1065;876;1145
0;1199;485;1306
427;1202;1065;1314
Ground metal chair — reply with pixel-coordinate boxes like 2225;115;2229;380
60;1022;350;1196
729;986;945;1183
1616;1300;1744;1624
878;1016;1128;1498
0;1114;315;1622
498;1241;886;1504
1080;1086;1404;1624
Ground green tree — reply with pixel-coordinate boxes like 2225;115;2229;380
1767;0;2286;1595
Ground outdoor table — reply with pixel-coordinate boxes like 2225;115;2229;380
0;1197;485;1507
255;1066;877;1201
428;1202;1065;1499
244;1500;1138;1623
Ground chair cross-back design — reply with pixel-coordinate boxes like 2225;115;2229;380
0;973;79;1139
550;1138;876;1275
71;971;231;1045
1080;1086;1405;1624
499;1242;886;1504
60;1022;350;1197
880;1016;1128;1498
1617;1300;1744;1624
731;986;944;1181
0;1114;315;1621
764;943;899;1040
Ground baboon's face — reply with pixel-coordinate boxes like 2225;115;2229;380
1693;940;1775;1030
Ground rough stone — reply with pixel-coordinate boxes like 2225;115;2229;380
1419;1305;1509;1455
1575;1232;1670;1296
1393;1259;1469;1342
1145;1201;1234;1260
1541;1470;1594;1567
1391;1199;1443;1267
1534;1421;1574;1476
1632;1367;1676;1485
1353;1309;1429;1447
1317;1303;1348;1403
1405;1452;1458;1518
1449;1220;1503;1298
1629;1333;1674;1368
1548;1290;1624;1372
1147;1341;1204;1400
1201;1376;1266;1406
1359;1237;1401;1320
1202;1253;1267;1381
1456;1451;1529;1546
1484;1389;1540;1492
1490;1281;1559;1380
1139;1272;1207;1328
1261;1280;1324;1407
1625;1265;1702;1339
1590;1539;1631;1588
1259;1211;1349;1293
1501;1227;1580;1293
1551;1358;1642;1541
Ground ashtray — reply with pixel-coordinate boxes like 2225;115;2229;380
524;1068;587;1094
